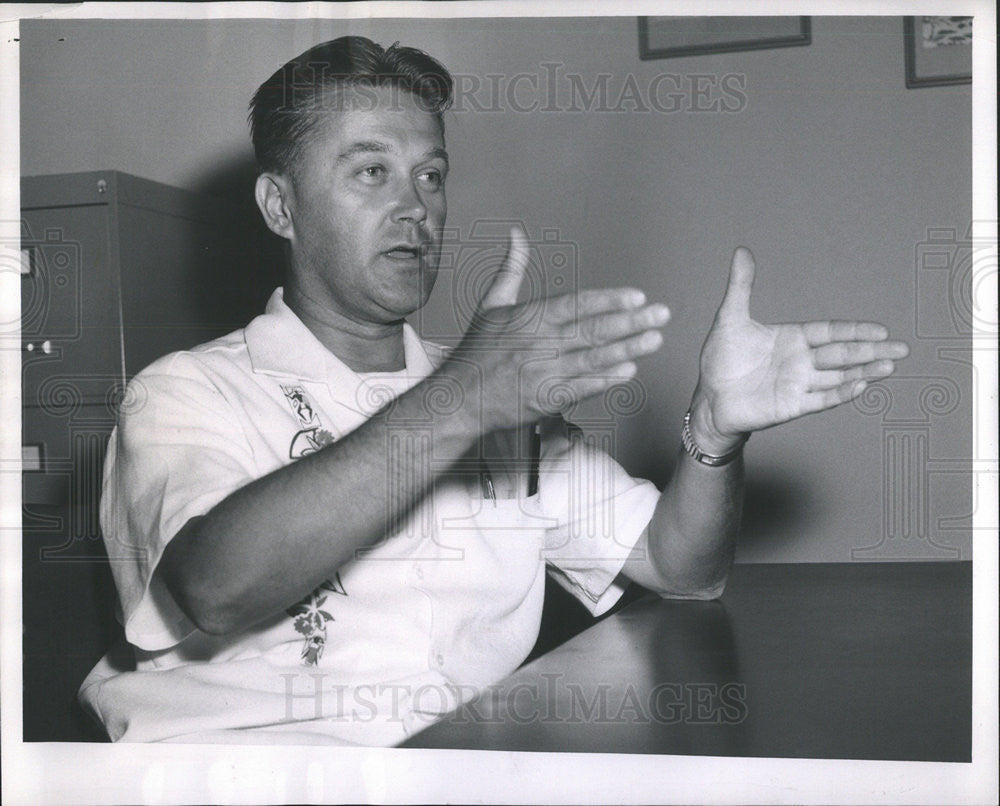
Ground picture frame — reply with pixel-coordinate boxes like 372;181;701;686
638;16;811;61
904;16;972;88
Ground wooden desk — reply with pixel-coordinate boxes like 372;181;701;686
403;562;971;761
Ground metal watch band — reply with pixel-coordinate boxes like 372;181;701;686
681;410;748;467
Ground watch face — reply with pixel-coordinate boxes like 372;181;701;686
682;416;745;467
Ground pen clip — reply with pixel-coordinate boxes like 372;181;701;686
527;422;541;498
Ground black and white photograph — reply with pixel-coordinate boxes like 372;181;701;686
1;2;996;804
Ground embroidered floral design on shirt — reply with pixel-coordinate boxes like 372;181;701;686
288;427;335;459
282;385;319;427
286;573;348;665
281;384;336;459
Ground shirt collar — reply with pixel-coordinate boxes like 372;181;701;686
245;287;437;383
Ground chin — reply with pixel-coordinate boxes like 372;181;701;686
370;267;435;319
374;294;429;322
400;277;437;315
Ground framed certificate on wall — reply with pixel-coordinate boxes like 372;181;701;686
638;16;811;61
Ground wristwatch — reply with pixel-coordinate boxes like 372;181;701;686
681;410;748;467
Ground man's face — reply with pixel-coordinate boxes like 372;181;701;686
283;85;448;325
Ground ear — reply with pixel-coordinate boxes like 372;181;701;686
254;172;295;240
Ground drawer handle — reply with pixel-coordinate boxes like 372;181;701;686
24;340;53;354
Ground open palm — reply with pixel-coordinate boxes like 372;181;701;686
696;248;909;441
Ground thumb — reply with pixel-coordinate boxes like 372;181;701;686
715;246;755;324
479;226;529;311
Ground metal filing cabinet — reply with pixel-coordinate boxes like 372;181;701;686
20;170;281;741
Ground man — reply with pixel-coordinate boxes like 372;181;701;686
79;37;908;745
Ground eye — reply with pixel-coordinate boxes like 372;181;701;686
358;165;386;183
418;168;445;190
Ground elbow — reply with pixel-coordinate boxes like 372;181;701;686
158;525;245;636
166;572;244;636
655;576;728;601
198;617;242;637
185;598;242;636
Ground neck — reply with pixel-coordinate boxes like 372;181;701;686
283;283;406;373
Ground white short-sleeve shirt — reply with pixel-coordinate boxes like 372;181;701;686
79;288;661;746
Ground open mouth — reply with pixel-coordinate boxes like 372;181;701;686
383;244;424;260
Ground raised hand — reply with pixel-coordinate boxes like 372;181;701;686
690;247;909;453
444;225;670;434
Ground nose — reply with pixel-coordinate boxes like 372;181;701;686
392;178;427;225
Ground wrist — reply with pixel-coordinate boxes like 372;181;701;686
687;393;748;456
431;358;490;444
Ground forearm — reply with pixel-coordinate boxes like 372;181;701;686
160;367;480;635
622;399;744;598
641;448;743;597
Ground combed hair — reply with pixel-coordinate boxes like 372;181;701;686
248;36;454;177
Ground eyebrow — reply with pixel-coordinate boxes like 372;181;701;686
335;141;449;165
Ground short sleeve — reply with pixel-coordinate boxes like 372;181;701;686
101;354;258;651
537;419;660;616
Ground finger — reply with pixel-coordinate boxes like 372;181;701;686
809;359;896;391
812;340;909;369
566;303;671;346
799;379;869;415
803;321;889;346
715;246;755;324
563;329;664;373
479;226;530;311
543;363;639;411
547;286;648;323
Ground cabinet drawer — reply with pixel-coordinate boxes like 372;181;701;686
21;205;122;405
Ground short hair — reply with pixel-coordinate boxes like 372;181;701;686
248;36;454;177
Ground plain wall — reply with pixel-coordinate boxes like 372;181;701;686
19;15;973;562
